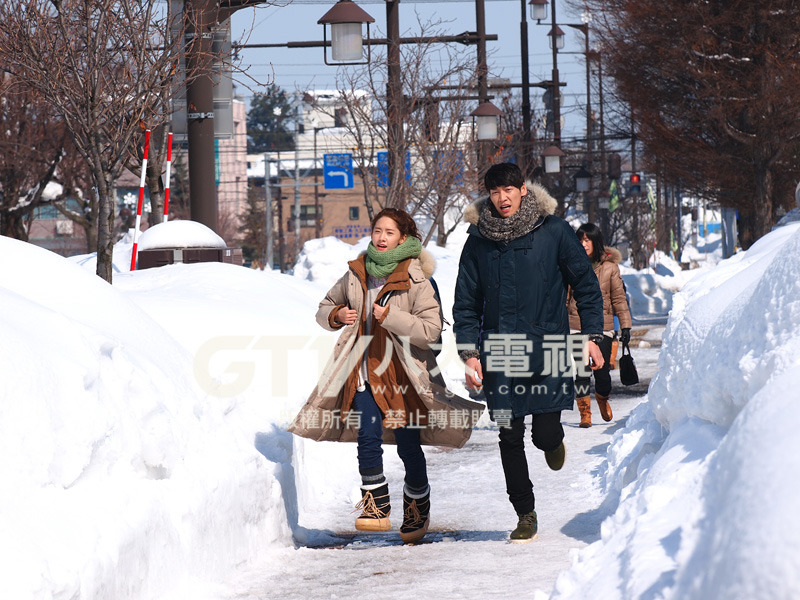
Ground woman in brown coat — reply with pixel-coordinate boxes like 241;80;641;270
289;208;481;543
567;223;632;427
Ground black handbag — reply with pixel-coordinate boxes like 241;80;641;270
618;340;639;386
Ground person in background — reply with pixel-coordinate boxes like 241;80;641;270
567;222;632;427
453;163;605;543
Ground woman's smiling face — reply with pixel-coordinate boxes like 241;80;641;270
371;216;407;251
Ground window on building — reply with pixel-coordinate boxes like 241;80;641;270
300;205;321;228
349;206;359;221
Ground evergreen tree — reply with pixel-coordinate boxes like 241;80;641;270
238;188;266;267
247;84;296;153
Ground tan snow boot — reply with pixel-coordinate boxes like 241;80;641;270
596;393;613;422
577;396;592;428
353;484;391;531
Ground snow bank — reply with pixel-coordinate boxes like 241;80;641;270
291;235;368;284
0;238;292;600
138;220;227;250
550;222;800;599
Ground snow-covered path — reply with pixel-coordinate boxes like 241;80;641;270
217;338;661;600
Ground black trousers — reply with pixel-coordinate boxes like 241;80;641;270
574;334;614;397
497;412;564;515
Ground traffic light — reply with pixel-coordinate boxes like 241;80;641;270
629;173;641;195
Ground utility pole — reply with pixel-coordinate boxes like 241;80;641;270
184;0;218;232
184;0;267;233
386;0;404;209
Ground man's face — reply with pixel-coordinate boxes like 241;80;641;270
489;183;527;218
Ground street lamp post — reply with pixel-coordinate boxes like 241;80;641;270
548;2;562;150
565;21;593;220
520;0;531;177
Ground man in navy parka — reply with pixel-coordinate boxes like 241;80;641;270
453;162;605;542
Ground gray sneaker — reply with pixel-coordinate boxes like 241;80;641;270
510;511;538;543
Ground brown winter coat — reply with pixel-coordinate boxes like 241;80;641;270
567;246;632;331
288;249;482;448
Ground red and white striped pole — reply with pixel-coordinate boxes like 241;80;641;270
162;131;173;223
130;129;151;271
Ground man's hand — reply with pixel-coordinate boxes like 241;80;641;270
586;340;605;370
620;328;631;345
335;306;358;325
465;356;483;390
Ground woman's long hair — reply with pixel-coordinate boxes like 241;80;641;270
576;222;605;262
371;208;420;240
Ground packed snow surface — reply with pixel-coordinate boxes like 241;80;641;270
3;218;798;599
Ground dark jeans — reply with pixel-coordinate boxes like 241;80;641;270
352;387;428;489
498;413;564;515
575;334;613;397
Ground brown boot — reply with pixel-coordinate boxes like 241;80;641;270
576;396;592;428
596;393;613;422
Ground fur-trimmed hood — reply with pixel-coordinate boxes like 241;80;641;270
463;181;558;227
356;247;436;279
600;246;623;265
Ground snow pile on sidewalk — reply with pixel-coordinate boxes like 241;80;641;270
549;222;800;599
0;238;293;600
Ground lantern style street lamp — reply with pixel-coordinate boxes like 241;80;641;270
542;145;565;173
574;165;592;192
529;0;548;21
318;0;375;64
470;101;503;140
548;24;565;49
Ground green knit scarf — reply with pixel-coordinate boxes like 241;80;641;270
365;236;422;278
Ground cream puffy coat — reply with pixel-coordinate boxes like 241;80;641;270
288;250;482;448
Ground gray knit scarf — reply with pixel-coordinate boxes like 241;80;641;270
477;189;542;242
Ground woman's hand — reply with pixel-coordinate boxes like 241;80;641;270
372;303;387;321
335;306;358;325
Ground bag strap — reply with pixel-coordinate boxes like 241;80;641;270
622;340;632;356
377;290;393;307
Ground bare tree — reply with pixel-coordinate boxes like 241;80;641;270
0;74;67;240
0;0;187;282
576;0;800;248
325;16;482;244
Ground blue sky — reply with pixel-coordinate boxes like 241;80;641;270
230;0;591;141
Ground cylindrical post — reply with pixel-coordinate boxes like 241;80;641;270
265;153;274;269
520;0;531;177
386;0;404;208
551;0;561;147
294;120;301;258
475;0;489;168
185;0;219;232
163;131;173;223
130;129;151;271
314;128;321;238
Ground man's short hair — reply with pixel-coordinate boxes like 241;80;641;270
484;163;524;191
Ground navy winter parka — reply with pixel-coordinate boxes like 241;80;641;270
453;184;604;419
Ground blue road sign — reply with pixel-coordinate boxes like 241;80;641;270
377;151;411;187
324;153;353;189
